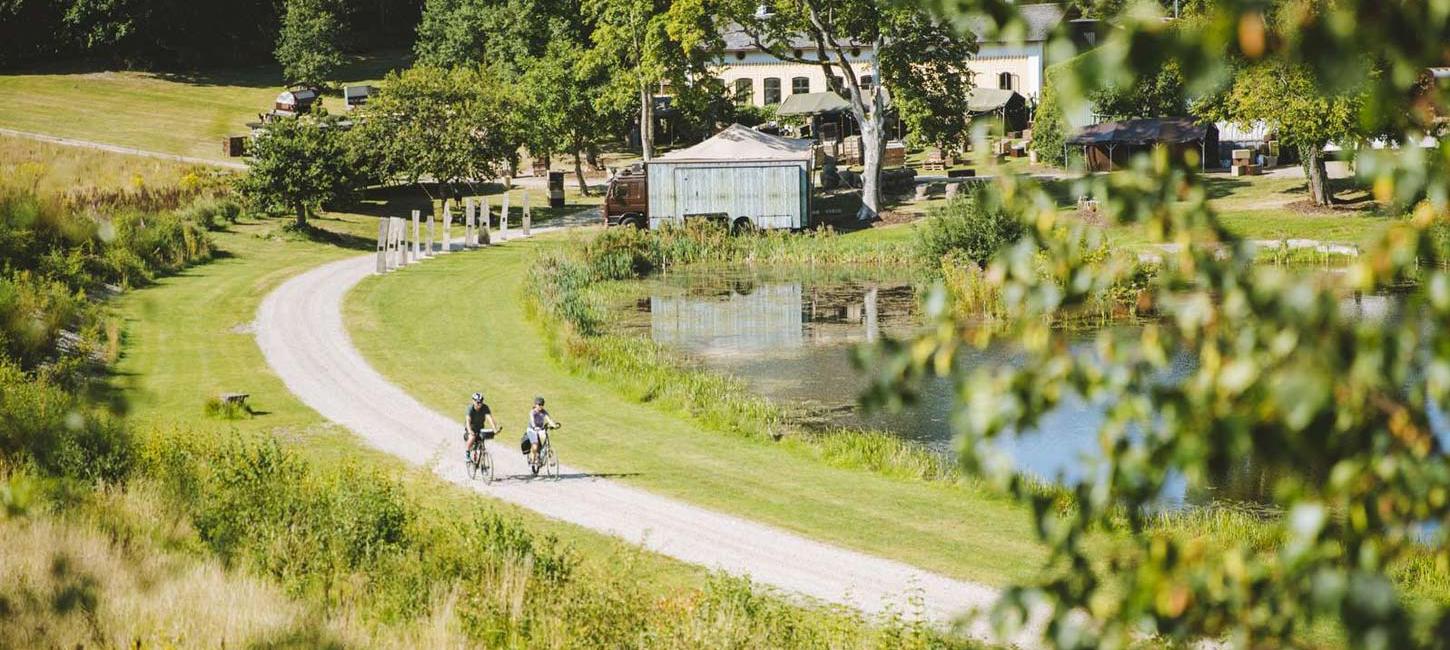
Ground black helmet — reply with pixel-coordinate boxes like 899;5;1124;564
472;392;483;402
534;396;546;406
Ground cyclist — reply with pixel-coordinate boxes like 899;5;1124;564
521;396;560;473
464;392;499;461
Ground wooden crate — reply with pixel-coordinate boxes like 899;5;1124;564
882;141;906;168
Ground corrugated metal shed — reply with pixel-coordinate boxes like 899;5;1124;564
647;125;813;230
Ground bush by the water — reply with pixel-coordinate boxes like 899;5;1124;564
914;185;1026;269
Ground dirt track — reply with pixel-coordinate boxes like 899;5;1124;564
253;226;1012;636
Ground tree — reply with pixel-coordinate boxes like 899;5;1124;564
884;0;1450;646
240;113;361;228
414;0;581;72
1203;59;1364;206
353;65;518;201
732;0;975;221
1091;60;1188;120
275;0;347;88
585;0;724;161
521;41;627;194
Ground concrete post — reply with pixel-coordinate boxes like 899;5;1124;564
479;195;491;245
499;191;510;240
375;219;388;273
426;213;435;256
411;210;421;261
523;192;531;236
442;201;452;252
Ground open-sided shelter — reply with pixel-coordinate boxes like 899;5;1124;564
1066;117;1219;171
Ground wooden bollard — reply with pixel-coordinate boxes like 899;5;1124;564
479;196;491;245
442;202;452;252
523;192;531;236
411;211;421;260
464;197;476;248
499;192;510;240
375;219;388;273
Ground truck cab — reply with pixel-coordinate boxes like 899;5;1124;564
602;164;648;228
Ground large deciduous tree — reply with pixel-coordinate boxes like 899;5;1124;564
521;41;627;193
353;65;517;200
732;0;975;221
585;0;724;161
1203;59;1364;206
275;0;347;88
240;113;362;228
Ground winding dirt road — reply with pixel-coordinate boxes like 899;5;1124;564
254;226;1011;637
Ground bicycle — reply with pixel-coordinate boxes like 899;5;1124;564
527;424;560;479
466;428;496;483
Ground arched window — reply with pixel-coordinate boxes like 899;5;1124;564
998;72;1018;91
733;78;754;105
792;76;811;95
763;77;782;105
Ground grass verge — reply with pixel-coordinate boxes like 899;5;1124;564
345;223;1056;588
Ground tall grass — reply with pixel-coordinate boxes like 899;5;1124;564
3;425;974;649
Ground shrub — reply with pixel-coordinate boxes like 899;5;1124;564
914;186;1026;268
0;360;134;483
177;196;244;231
202;396;253;420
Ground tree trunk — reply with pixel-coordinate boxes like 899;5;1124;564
293;203;308;228
855;92;888;222
639;82;654;161
586;146;603;172
1301;145;1333;206
572;148;589;196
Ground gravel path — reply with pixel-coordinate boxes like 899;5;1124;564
0;127;246;170
253;224;1016;638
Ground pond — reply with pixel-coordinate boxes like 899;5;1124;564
610;270;1450;507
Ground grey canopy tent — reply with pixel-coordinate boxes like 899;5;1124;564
966;88;1029;133
776;91;852;116
1065;117;1219;171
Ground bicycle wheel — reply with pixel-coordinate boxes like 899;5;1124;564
466;447;480;480
544;447;559;479
481;449;495;484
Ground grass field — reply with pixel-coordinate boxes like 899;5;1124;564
343;229;1052;587
0;53;407;161
111;214;704;595
0;133;232;194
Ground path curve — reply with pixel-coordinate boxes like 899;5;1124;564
254;228;1011;638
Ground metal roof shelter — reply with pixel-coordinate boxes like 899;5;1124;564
776;91;853;116
655;123;814;163
648;124;815;230
967;88;1029;132
1066;117;1218;171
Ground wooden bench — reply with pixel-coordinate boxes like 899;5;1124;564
219;392;250;409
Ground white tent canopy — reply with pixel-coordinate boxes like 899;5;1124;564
654;124;813;164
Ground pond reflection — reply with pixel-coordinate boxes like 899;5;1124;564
612;271;1446;507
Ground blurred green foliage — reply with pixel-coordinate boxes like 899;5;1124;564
895;0;1450;646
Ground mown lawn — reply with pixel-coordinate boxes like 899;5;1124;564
112;214;704;594
344;231;1052;587
0;53;407;161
